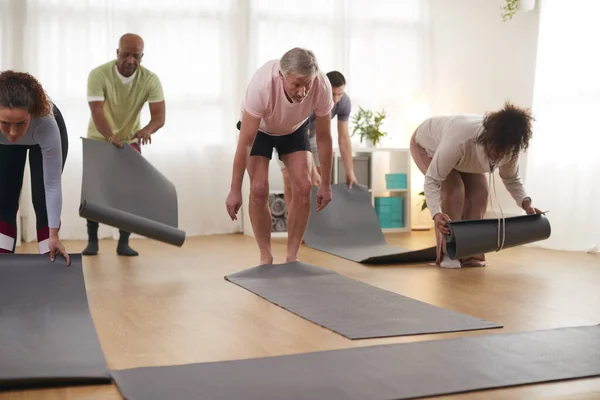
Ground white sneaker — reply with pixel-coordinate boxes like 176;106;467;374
440;255;461;269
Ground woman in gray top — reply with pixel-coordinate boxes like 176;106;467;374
410;102;543;269
0;70;70;265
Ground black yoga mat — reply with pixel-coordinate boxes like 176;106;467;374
304;183;437;264
444;213;551;260
0;254;111;390
225;261;500;339
79;137;186;247
110;324;600;400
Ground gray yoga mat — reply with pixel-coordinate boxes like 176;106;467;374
225;261;500;339
79;137;186;247
304;183;437;264
0;254;111;390
110;324;600;400
444;213;552;260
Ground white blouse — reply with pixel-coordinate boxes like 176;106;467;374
414;114;529;218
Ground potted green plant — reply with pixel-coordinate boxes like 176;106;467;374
501;0;519;22
418;191;427;211
351;106;387;147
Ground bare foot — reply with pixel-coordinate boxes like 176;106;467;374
461;258;487;267
260;254;273;265
286;256;299;263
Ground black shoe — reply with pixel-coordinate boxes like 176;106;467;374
117;244;139;257
117;231;139;257
82;241;98;255
83;220;99;255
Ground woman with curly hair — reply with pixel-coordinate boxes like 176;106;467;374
410;101;543;268
0;70;70;265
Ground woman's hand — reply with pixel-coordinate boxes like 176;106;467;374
48;232;70;266
522;198;543;215
525;206;543;215
433;212;451;235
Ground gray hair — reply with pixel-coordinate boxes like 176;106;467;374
280;47;319;78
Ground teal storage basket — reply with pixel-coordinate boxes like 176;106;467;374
385;173;407;189
374;196;404;228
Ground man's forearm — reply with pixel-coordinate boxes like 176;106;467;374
338;134;354;175
142;113;166;134
317;134;333;185
92;111;114;140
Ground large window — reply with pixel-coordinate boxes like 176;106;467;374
249;0;429;146
0;0;431;240
0;0;14;70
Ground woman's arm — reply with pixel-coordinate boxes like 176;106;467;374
498;156;530;210
34;116;63;232
34;114;70;264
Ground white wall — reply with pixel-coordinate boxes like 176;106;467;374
429;0;540;216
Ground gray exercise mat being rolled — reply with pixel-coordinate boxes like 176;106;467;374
444;213;551;260
0;254;111;390
110;324;600;400
79;138;185;247
225;261;500;339
304;183;437;264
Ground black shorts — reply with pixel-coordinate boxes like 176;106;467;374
236;120;310;160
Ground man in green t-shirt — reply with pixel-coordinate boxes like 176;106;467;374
83;33;166;257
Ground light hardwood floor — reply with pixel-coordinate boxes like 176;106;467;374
3;231;600;399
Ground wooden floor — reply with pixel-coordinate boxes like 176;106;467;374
3;231;600;399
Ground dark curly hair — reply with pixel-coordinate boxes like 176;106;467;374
477;101;534;161
0;70;51;117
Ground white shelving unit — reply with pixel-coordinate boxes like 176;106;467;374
241;146;412;237
332;147;412;233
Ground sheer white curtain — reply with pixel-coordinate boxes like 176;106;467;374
247;0;430;227
248;0;430;149
525;0;600;252
2;0;431;244
0;1;9;70
6;0;244;242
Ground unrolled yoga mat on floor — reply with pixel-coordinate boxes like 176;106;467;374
79;137;186;247
110;324;600;400
225;261;500;339
304;183;437;264
444;213;551;260
0;254;111;390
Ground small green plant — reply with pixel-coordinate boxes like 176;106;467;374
351;106;387;146
418;191;428;211
501;0;519;22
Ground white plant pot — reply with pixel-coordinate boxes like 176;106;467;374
365;139;376;148
518;0;535;12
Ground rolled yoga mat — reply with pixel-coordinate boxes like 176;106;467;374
79;138;186;247
444;213;552;260
304;183;437;264
0;254;111;390
225;261;500;339
110;324;600;400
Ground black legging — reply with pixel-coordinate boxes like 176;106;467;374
0;104;68;253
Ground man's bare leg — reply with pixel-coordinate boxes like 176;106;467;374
282;167;293;210
248;155;273;265
281;151;312;262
